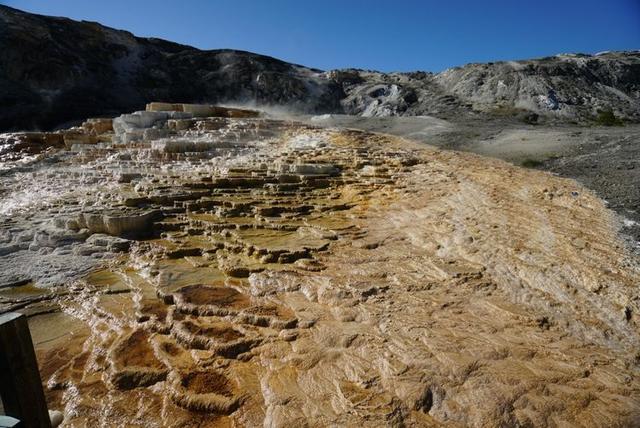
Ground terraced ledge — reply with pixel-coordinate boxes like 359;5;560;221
1;104;637;426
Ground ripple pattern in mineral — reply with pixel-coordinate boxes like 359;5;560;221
0;105;639;427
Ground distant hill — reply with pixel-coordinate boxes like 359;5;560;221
1;5;639;131
336;52;640;122
0;5;343;130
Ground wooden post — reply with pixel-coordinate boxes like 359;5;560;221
0;312;51;428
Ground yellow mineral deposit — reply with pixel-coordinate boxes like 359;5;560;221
0;104;638;426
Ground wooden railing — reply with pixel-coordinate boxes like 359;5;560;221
0;312;52;428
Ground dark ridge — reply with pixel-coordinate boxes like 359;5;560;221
1;4;639;131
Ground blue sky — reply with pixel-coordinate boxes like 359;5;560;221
2;0;639;72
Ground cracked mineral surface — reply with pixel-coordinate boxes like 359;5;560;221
1;105;639;427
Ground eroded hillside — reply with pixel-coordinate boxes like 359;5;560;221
2;4;639;131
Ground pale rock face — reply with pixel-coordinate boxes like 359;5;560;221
76;210;161;238
286;133;329;150
151;139;221;154
142;128;169;141
536;89;561;110
85;234;131;252
112;111;192;143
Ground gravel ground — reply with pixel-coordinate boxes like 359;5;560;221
543;128;640;248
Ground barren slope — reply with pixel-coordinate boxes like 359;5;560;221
0;5;343;131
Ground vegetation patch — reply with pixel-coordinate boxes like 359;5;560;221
595;109;623;126
521;158;544;168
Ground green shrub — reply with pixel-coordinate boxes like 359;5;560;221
521;112;539;125
595;109;623;126
521;159;543;168
490;105;522;117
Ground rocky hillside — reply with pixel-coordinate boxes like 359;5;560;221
336;52;640;122
0;5;343;131
1;4;639;131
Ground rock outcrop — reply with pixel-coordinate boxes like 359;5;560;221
334;52;640;121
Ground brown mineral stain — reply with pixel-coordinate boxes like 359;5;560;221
181;371;233;396
116;330;164;369
183;320;244;342
179;284;251;309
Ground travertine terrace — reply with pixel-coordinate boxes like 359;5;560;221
0;104;639;426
